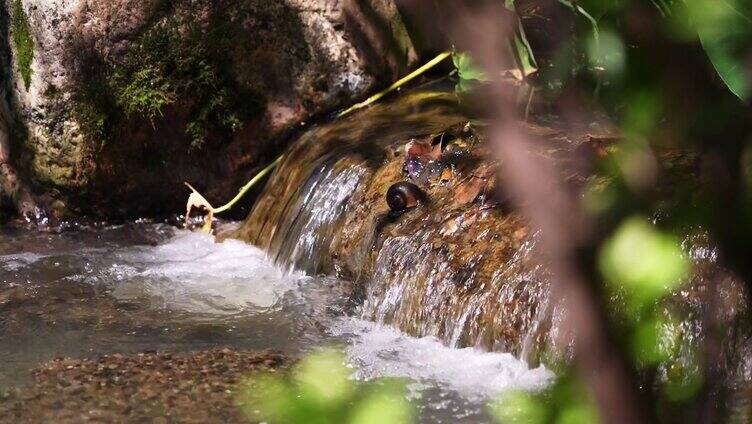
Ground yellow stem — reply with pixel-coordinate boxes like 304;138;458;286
337;51;452;118
213;154;284;214
194;52;451;218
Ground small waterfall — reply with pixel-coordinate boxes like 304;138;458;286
232;87;751;375
360;226;552;362
230;86;563;363
269;160;367;274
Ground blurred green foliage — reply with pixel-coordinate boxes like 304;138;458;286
489;373;599;424
599;216;690;311
682;0;752;101
477;0;743;422
237;349;414;424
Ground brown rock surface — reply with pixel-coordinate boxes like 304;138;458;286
0;0;419;218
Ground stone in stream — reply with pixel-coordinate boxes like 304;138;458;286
0;0;419;219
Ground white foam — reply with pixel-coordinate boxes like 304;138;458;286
0;252;46;271
109;231;300;315
331;318;553;402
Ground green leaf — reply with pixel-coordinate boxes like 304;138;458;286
489;390;546;424
452;51;489;83
599;216;690;309
294;349;353;407
684;0;752;101
349;386;413;424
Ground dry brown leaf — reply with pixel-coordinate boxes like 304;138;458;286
405;138;441;162
184;182;214;233
440;166;454;183
453;177;486;206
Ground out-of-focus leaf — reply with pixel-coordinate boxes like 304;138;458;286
631;313;679;365
350;385;413;424
557;402;600;424
587;29;625;79
663;351;703;401
294;349;352;407
453;51;489;83
239;374;296;423
239;348;415;424
684;0;752;101
488;374;599;424
599;216;690;309
489;390;546;424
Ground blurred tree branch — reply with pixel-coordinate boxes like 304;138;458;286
398;0;752;422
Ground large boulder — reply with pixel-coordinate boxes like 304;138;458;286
0;0;417;219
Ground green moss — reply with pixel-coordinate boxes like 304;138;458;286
68;0;264;149
109;6;262;148
117;67;174;121
11;0;33;89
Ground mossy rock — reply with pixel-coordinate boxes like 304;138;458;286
3;0;417;218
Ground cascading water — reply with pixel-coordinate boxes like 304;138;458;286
235;85;752;412
2;85;751;422
236;89;564;363
269;160;367;274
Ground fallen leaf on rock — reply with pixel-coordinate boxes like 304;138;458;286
587;133;620;157
453;177;486;206
440;166;454;183
405;138;443;180
405;138;435;160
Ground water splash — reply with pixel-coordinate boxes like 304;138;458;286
359;226;553;362
332;317;553;402
109;231;300;314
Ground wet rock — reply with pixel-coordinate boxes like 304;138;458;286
231;91;750;373
0;348;287;423
1;0;418;218
231;92;548;357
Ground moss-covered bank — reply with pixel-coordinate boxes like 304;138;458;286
1;0;417;218
70;0;267;150
10;0;31;89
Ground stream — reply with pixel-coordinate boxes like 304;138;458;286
0;222;551;423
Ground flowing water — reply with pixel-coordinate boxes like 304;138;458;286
2;86;751;422
0;222;551;422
